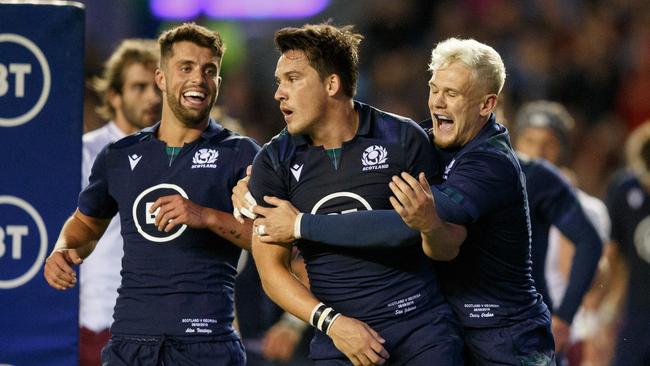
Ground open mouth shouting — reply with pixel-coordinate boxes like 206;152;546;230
435;113;454;132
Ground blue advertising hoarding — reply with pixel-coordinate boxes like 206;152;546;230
0;1;85;364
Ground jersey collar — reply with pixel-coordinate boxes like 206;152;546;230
139;118;224;142
291;100;371;146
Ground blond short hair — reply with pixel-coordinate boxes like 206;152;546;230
429;38;506;95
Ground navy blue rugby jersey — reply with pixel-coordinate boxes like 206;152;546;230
78;119;260;339
249;101;446;327
422;114;548;328
520;156;601;323
606;170;650;321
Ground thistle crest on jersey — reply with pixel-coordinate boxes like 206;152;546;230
362;145;388;171
191;148;218;169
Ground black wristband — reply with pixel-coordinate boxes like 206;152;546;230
321;308;339;334
311;304;327;327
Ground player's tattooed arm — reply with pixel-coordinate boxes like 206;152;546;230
150;194;253;250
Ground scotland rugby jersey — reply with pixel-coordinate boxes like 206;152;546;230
78;119;260;339
249;102;447;329
423;115;548;328
606;171;650;324
520;156;601;323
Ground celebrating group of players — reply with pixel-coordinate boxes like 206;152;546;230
43;21;649;366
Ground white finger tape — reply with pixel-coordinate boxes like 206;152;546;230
255;225;266;236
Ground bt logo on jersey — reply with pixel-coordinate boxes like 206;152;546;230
132;184;189;243
0;33;51;127
310;191;373;215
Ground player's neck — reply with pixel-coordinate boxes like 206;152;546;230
310;99;357;149
158;110;207;147
113;114;141;135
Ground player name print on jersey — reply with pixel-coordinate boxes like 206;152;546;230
132;183;188;242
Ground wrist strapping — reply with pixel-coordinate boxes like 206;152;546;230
294;213;303;240
309;302;340;334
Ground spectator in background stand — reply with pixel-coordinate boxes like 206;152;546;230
80;38;161;366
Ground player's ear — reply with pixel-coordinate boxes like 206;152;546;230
479;94;498;117
155;68;166;92
107;88;121;111
326;74;341;97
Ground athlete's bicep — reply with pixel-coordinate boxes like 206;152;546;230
252;236;292;273
251;237;319;323
249;148;289;206
56;209;110;252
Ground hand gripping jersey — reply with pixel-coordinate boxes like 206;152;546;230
78;119;260;339
248;101;454;359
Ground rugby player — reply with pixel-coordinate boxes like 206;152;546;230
247;23;463;366
44;23;259;365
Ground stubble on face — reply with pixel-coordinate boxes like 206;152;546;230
429;63;489;149
161;42;220;128
274;50;329;137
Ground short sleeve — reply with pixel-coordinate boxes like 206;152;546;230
232;137;261;182
248;146;290;207
434;152;520;225
78;144;118;219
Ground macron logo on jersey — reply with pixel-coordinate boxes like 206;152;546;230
443;159;455;180
291;163;303;181
129;154;142;171
362;145;388;171
191;148;218;169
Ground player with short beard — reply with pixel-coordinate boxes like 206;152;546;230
44;23;259;365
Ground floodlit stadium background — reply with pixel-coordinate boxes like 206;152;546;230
80;0;650;199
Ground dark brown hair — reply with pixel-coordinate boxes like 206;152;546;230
275;23;363;97
158;22;225;65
